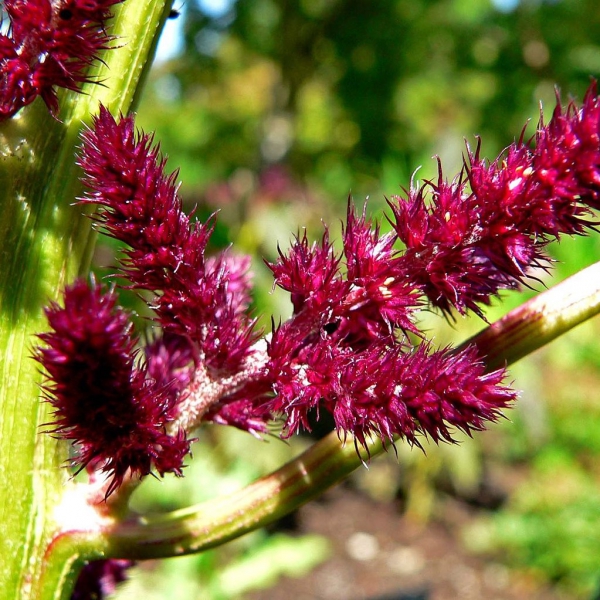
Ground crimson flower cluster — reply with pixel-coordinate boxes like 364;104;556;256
391;85;600;316
0;0;121;120
37;281;190;495
36;83;600;497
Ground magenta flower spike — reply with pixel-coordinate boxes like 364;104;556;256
78;106;258;374
36;280;191;496
34;82;600;500
390;83;600;317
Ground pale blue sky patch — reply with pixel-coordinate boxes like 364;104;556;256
491;0;520;12
155;0;237;62
155;5;186;63
197;0;236;18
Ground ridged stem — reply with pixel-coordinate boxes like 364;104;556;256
0;1;172;598
39;261;600;566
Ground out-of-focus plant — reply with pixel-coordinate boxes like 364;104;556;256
3;1;600;600
458;313;600;597
138;0;600;209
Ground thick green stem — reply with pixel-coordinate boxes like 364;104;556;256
0;1;171;598
107;433;383;559
36;430;383;596
33;260;600;568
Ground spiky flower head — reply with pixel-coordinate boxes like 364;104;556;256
78;106;257;374
390;83;600;317
36;280;191;495
36;82;600;497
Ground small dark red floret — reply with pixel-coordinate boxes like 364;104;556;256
71;558;133;600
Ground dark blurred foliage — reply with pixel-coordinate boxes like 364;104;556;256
138;0;600;222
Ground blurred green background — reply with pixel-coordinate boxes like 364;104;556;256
108;0;600;598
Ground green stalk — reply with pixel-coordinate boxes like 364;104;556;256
0;1;171;598
32;261;600;570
